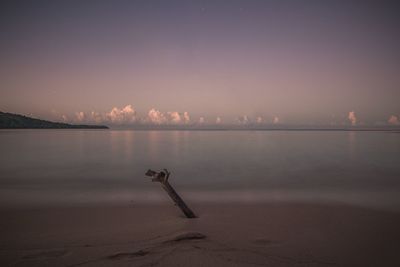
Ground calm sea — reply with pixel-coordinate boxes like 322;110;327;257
1;130;399;210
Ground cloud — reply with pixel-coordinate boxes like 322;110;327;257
183;112;190;124
68;105;198;125
62;115;68;122
189;116;220;125
147;110;191;125
147;108;167;124
165;111;191;124
167;111;181;124
348;111;357;126
273;116;279;124
388;115;399;125
106;105;136;124
90;111;104;123
237;115;250;124
75;111;86;122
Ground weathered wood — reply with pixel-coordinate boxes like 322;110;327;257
145;169;197;218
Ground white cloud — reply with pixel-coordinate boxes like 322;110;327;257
90;111;104;123
388;115;399;125
148;110;191;124
183;112;190;124
167;111;182;124
348;111;357;126
273;116;279;124
148;108;167;124
75;111;86;122
70;106;136;124
106;105;136;124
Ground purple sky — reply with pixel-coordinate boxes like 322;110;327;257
1;0;399;126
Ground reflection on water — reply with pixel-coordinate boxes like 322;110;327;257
110;130;135;163
348;131;356;159
148;131;161;161
0;130;399;210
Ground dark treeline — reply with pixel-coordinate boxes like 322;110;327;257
0;111;108;129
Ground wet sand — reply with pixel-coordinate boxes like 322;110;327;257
1;202;399;266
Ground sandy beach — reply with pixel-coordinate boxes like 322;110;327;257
2;0;400;265
1;202;399;267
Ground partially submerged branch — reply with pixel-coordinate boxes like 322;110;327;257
145;169;197;218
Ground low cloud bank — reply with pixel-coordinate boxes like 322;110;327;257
69;108;283;126
106;105;136;124
165;111;190;124
348;111;357;126
75;111;86;122
70;105;192;125
237;115;250;125
147;108;167;124
62;106;399;127
74;105;137;125
388;115;399;125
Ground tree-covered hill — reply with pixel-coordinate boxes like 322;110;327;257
0;111;108;129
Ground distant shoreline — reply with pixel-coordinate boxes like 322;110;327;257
0;111;108;129
2;111;399;131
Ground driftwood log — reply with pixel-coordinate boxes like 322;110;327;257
145;169;196;218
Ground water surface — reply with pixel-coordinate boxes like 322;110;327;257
0;130;399;210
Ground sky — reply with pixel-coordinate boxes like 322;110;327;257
0;0;400;126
